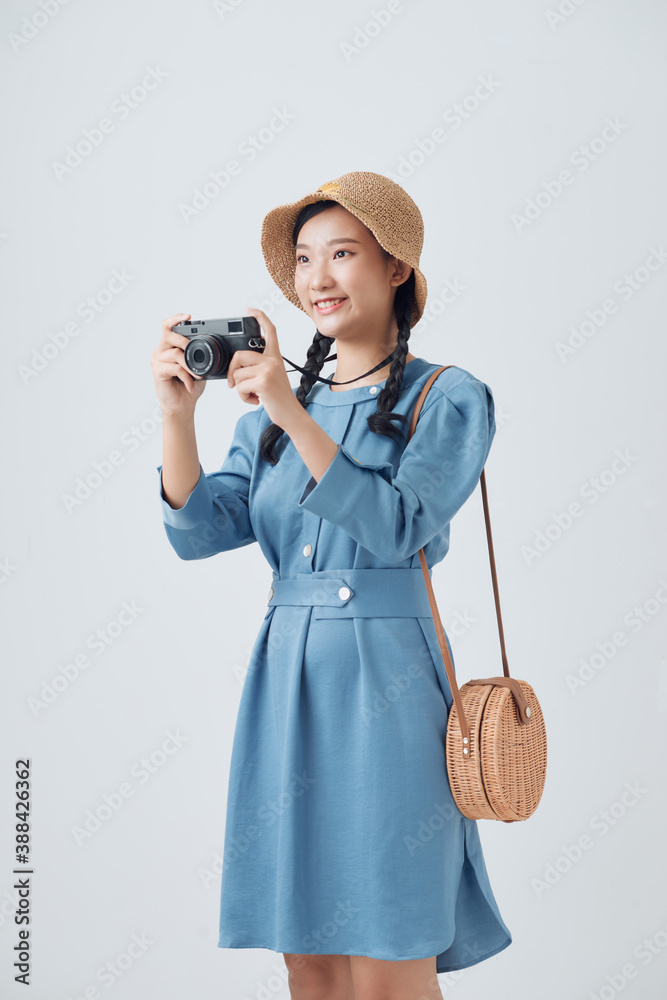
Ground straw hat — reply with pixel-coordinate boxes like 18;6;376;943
260;171;428;329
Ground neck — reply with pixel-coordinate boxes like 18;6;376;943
328;349;417;389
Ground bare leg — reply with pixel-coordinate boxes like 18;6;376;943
349;954;443;1000
283;953;354;1000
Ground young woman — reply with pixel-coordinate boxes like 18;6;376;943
151;171;512;1000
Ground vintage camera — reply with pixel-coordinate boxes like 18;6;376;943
173;316;266;380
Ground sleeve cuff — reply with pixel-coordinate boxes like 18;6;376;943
157;463;215;529
297;443;394;522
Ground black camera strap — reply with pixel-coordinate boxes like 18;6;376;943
280;350;398;387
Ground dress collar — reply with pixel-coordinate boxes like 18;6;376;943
303;357;432;406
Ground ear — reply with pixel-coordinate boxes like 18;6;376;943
390;259;413;288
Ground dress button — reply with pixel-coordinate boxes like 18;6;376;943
268;587;274;601
369;386;378;394
338;586;351;600
303;544;312;557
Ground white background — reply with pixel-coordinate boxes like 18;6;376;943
2;1;666;998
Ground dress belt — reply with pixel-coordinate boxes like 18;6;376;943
266;567;434;619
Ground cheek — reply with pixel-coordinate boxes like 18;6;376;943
293;271;308;302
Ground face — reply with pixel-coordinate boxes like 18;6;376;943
293;204;411;341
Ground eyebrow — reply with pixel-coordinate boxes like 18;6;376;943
295;237;363;250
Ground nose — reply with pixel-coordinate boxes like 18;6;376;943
309;257;335;293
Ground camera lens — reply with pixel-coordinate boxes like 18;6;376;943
184;336;221;377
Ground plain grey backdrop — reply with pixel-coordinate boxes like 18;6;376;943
2;0;666;997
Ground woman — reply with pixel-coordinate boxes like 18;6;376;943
151;171;512;1000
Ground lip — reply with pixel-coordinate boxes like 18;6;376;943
314;297;347;314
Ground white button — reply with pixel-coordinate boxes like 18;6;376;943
303;544;312;557
268;588;274;601
338;586;351;600
369;386;378;394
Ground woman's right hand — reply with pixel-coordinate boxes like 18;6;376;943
151;313;207;416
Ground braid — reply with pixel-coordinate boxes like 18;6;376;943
365;268;414;444
259;328;333;466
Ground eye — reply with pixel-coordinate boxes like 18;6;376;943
296;249;353;265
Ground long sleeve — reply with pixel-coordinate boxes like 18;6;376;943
297;372;495;564
156;407;260;560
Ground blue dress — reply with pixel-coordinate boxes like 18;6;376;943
156;358;512;973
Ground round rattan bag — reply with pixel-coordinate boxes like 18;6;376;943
445;679;548;822
411;366;548;824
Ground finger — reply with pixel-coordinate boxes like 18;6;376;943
154;360;200;392
230;349;269;367
161;313;192;350
227;350;264;388
246;306;277;351
162;312;190;334
235;380;261;406
246;306;272;324
155;346;204;379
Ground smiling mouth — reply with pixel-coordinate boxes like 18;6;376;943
314;298;347;311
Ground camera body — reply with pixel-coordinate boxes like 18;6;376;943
174;316;265;380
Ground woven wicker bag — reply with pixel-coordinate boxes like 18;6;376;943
409;367;548;823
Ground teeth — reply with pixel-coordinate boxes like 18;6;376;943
317;299;344;308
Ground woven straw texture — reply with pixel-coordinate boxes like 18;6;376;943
445;680;548;823
260;170;428;329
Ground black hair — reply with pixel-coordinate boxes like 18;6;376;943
259;199;415;466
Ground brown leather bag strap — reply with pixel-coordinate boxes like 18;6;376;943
408;366;511;742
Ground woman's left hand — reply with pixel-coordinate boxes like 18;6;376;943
227;307;301;430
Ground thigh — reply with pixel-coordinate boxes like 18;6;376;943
283;953;353;992
349;954;442;1000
